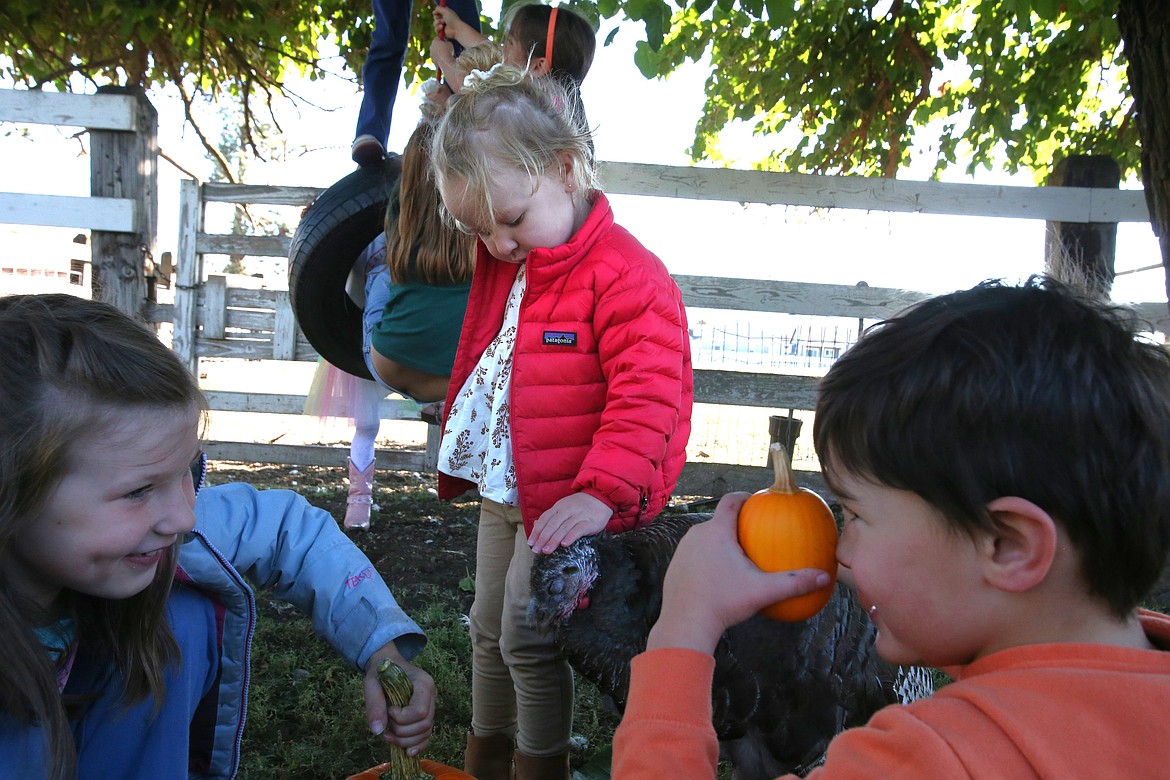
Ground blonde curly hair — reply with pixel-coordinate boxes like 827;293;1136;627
430;62;595;232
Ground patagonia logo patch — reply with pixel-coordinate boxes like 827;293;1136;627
543;330;577;346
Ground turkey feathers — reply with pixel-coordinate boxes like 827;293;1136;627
529;512;933;779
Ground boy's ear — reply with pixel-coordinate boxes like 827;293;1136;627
981;496;1058;592
530;56;552;76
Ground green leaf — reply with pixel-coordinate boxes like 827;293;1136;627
1029;0;1067;21
644;5;669;49
1000;0;1031;21
626;0;654;19
0;0;1142;187
633;39;662;78
765;0;795;25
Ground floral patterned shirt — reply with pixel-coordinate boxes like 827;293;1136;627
438;264;525;505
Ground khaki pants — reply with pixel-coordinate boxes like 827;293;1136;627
469;498;574;757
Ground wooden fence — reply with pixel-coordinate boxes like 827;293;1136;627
3;87;1165;499
0;88;161;312
148;166;1164;499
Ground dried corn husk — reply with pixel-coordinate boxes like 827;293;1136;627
375;659;428;780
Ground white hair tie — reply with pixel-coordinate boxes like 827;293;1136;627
463;62;506;90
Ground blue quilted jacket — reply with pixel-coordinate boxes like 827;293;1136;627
0;482;425;780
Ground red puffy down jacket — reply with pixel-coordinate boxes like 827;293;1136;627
438;193;694;535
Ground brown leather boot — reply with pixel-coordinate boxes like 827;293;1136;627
463;732;514;780
512;750;569;780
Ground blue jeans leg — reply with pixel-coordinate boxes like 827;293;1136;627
441;0;483;60
355;0;483;145
362;262;399;393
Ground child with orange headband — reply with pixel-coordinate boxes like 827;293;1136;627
430;3;595;107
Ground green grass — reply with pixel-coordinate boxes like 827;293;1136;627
235;584;1170;780
238;587;622;779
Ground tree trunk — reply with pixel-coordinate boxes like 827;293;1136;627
1117;0;1170;314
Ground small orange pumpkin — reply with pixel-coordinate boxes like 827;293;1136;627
737;442;838;621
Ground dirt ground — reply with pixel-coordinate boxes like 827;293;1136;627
204;461;482;615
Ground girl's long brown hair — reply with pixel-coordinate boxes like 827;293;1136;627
0;294;206;780
386;117;475;286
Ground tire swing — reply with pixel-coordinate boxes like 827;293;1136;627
287;155;404;380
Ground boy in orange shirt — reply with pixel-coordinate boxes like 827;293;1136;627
613;277;1170;779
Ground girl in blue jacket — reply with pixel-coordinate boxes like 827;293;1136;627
0;293;435;780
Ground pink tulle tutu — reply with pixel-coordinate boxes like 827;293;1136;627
303;358;423;422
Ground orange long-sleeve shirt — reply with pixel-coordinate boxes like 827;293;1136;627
613;610;1170;779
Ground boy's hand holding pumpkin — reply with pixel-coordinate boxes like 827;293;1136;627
737;443;838;620
647;493;831;655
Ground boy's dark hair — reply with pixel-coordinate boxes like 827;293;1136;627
506;3;596;83
813;277;1170;616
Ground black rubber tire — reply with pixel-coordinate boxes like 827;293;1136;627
288;156;403;380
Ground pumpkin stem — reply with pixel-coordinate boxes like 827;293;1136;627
767;442;798;494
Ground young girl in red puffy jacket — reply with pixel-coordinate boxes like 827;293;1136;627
428;64;693;780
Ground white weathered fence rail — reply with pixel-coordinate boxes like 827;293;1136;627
0;88;159;313
3;87;1163;496
141;164;1165;498
601;161;1152;223
0;90;139;231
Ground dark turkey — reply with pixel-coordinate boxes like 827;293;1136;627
529;513;933;779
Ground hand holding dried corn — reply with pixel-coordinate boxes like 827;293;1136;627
376;659;429;780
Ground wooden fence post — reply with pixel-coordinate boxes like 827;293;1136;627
1044;155;1120;298
767;412;803;466
173;178;203;374
89;85;157;317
